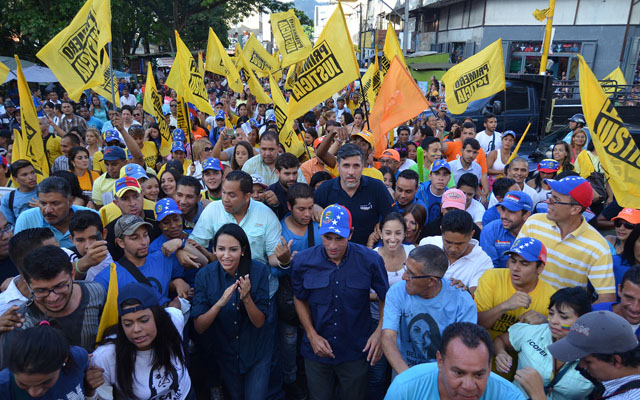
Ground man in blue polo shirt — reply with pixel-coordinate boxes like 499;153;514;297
314;144;395;245
292;204;389;400
416;159;451;224
480;191;532;268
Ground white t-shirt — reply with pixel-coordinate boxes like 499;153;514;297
488;183;539;209
418;236;492;288
398;159;416;172
466;198;486;224
476;130;502;154
93;307;191;400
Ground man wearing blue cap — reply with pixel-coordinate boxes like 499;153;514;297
157;141;192;177
291;204;389;400
99;164;155;227
200;157;224;203
91;146;127;207
416;159;453;224
209;110;227;145
480;191;532;269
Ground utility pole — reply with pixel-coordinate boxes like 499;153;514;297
403;0;409;54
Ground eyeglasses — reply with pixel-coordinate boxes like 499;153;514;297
0;223;13;236
133;113;141;117
203;146;213;152
170;104;177;108
614;220;636;230
403;264;440;280
29;278;72;299
546;192;580;206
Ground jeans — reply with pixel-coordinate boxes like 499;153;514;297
278;320;299;385
367;318;389;400
304;358;368;400
219;350;272;400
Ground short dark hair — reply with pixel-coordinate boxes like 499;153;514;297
420;136;440;151
22;245;72;284
440;322;495;361
461;122;476;132
441;209;474;235
9;228;55;270
5;324;70;375
409;244;448;276
37;176;71;198
62;134;81;146
275;153;299;171
260;131;279;145
129;126;145;137
457;173;479;190
69;210;103;235
492;177;516;198
121;105;134;114
549;286;592;317
380;212;407;233
397;125;410;134
225;170;253;194
462;138;480;151
336;143;364;164
620;265;640;291
177;176;202;195
9;160;34;178
287;183;314;207
397;169;419;188
484;113;496;122
309;171;332;189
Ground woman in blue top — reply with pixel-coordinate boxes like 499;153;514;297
0;323;103;399
192;223;271;400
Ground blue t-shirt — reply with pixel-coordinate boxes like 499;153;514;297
415;182;442;224
382;280;477;365
0;189;37;225
482;205;501;227
275;218;320;278
149;234;169;255
0;346;89;399
94;251;184;304
384;362;526;400
479;219;517;269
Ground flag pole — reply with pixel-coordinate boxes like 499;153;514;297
539;0;556;75
359;77;371;131
108;43;117;109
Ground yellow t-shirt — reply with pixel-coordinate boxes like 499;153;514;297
92;151;106;174
158;158;192;177
44;135;62;167
100;198;157;227
141;142;159;171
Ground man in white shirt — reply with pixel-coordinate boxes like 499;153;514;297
476;113;502;154
449;138;482;185
120;87;137;107
457;173;486;228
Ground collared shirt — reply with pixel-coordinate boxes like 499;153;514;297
449;158;482;186
394;196;427;215
291;242;389;365
479;219;517;268
91;173;117;206
518;213;615;294
191;260;270;374
601;374;640;399
482;205;501;227
267;181;290;220
14;205;96;248
300;157;326;183
57;114;88;133
0;188;37;224
241;155;307;186
52;155;69;173
314;176;396;245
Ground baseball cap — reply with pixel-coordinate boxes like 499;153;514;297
545;176;593;208
503;130;516;139
318;204;352;238
612;208;640;225
165;159;184;174
498;191;533;212
114;176;142;197
172;141;186;153
337;96;345;102
120;163;149;180
4;100;15;108
202;157;223;172
104;129;121;144
251;174;268;188
155;198;182;221
504;237;547;263
537;159;559;173
172;129;186;142
114;214;152;238
215;110;226;120
436;103;447;112
266;113;276;123
0;129;11;140
313;136;325;149
548;311;639;362
118;282;159;315
103;146;126;161
381;149;400;162
431;159;451;174
442;189;466;210
351;131;375;149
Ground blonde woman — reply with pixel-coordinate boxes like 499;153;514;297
85;128;102;167
188;138;214;180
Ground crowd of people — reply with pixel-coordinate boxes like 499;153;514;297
0;70;638;400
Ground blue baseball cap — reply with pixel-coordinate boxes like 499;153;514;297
104;129;121;144
118;282;159;315
172;128;185;142
498;191;533;212
121;163;148;180
503;130;516;139
202;157;223;172
431;159;451;173
545;176;593;208
504;237;548;264
266;113;276;123
103;146;126;161
215;110;226;120
318;204;352;238
172;141;186;153
155;198;182;221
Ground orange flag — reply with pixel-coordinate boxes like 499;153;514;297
370;56;429;157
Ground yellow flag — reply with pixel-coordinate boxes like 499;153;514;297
380;22;407;78
143;62;171;157
205;27;243;93
243;34;279;77
13;56;49;181
360;51;381;109
36;0;112;101
0;61;9;86
287;3;360;121
269;75;305;157
176;95;192;135
533;8;551;21
96;263;118;343
601;67;627;95
271;9;313;68
92;52;120;108
578;55;640;208
198;51;205;77
166;31;214;115
284;61;302;91
235;44;272;104
441;38;506;115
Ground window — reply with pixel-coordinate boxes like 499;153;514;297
506;87;529;111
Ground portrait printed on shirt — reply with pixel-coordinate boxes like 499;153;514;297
149;365;181;400
404;313;442;365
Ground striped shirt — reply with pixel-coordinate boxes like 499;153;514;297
517;213;615;295
602;374;640;399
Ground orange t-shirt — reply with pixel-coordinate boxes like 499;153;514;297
192;126;208;141
444;140;488;173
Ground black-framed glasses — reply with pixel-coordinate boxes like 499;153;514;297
546;192;580;206
170;104;177;108
29;278;72;299
403;264;440;280
614;220;636;230
0;223;13;236
203;146;214;152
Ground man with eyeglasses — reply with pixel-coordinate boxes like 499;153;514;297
518;176;616;304
382;244;476;375
169;100;178;127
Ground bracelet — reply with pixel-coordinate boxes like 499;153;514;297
179;238;187;250
74;260;85;275
278;260;291;269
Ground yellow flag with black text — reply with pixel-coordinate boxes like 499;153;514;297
166;31;214;115
578;55;640;208
441;38;505;115
205;28;243;93
176;95;192;135
269;75;305;157
13;56;49;181
235;44;272;104
0;61;9;86
360;51;381;109
143;62;171;157
287;3;360;120
285;61;302;91
243;35;279;77
36;0;111;101
601;67;627;95
271;10;313;67
92;52;120;108
380;22;407;78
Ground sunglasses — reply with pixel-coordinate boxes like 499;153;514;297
203;146;213;152
614;220;636;230
133;113;141;116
